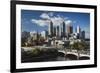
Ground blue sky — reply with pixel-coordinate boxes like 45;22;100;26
21;10;90;38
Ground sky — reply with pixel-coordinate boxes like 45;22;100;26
21;10;90;39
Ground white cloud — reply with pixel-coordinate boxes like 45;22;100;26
40;13;50;19
31;19;50;27
40;12;67;26
40;12;54;19
31;12;72;27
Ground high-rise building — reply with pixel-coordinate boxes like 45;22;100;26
48;21;53;37
61;25;63;37
45;30;48;39
59;24;62;37
76;26;81;33
60;21;66;37
81;30;85;39
30;31;36;37
56;26;59;37
53;27;56;36
67;24;73;34
36;32;39;40
62;21;66;37
76;25;81;39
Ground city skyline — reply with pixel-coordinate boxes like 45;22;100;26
21;10;90;39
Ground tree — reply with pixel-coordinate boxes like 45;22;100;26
62;41;70;56
71;41;86;59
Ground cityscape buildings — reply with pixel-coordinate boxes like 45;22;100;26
22;19;87;47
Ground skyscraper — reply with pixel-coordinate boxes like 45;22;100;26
48;21;53;37
60;21;66;37
53;27;56;36
77;26;81;33
62;21;66;37
56;26;59;37
67;24;73;34
61;25;63;37
76;25;81;39
45;30;48;39
81;30;85;39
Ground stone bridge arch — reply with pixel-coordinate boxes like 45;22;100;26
58;50;90;60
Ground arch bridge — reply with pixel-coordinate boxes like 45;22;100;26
58;50;90;58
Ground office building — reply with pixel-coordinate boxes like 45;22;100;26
53;26;56;36
76;25;81;33
81;30;85;39
56;26;60;37
62;21;66;37
67;24;73;34
48;21;53;37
